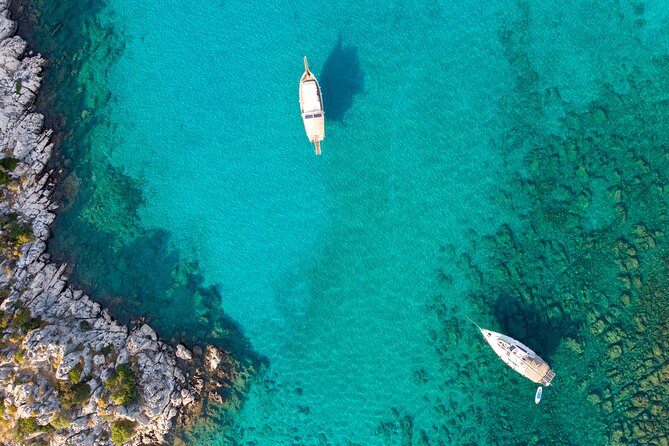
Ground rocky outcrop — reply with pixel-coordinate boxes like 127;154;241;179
0;1;245;444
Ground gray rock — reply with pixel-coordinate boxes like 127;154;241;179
176;344;193;361
0;4;204;445
204;345;224;371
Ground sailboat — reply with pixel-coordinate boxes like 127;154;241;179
299;57;325;155
469;318;556;386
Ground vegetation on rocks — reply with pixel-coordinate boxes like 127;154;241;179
16;417;39;435
100;344;114;356
0;157;18;172
0;310;9;331
0;7;251;444
105;363;139;406
13;417;51;442
12;349;24;363
49;411;71;430
110;419;136;446
11;307;44;333
58;381;92;410
78;320;92;331
68;359;84;385
0;156;16;186
0;213;32;258
0;306;45;341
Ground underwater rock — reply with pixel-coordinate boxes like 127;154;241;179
204;345;223;371
606;344;623;360
176;344;192;361
631;393;649;409
586;392;601;405
562;337;584;355
604;327;625;344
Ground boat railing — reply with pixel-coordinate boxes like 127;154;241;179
541;369;556;386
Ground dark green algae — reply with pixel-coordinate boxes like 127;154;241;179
421;4;669;446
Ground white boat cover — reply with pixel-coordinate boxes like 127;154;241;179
302;81;322;113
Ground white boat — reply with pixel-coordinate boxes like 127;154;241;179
471;320;555;386
299;57;325;155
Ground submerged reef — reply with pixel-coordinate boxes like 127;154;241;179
426;3;669;445
0;2;255;445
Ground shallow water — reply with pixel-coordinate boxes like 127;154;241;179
15;0;669;444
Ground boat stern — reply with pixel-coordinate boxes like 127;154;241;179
541;369;556;386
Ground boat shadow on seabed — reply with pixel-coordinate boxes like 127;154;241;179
319;35;365;123
493;292;580;365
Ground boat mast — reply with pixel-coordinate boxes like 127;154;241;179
465;315;483;331
304;56;310;75
314;139;321;155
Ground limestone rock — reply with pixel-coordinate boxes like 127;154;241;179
205;345;223;371
0;4;213;445
176;344;193;361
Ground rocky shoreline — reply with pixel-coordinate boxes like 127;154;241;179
0;1;250;444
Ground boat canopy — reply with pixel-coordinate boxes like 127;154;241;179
302;81;322;113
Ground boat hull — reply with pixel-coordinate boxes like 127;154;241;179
480;328;555;386
299;57;325;155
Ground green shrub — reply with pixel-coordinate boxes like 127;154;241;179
0;157;18;171
58;381;91;409
100;344;114;356
16;417;38;434
69;360;84;385
105;364;139;406
0;170;9;185
14;349;24;363
79;320;92;331
0;310;9;330
14;417;51;441
49;410;71;430
14;79;21;94
6;223;32;244
71;383;91;405
13;309;30;327
12;308;43;332
110;419;136;446
0;213;33;244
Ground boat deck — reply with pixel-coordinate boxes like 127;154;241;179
301;81;322;113
299;57;325;154
302;112;324;142
541;369;556;386
481;328;556;386
522;355;553;385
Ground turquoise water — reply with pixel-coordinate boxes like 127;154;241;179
16;0;669;444
92;1;515;442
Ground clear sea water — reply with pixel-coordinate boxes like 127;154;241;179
15;0;669;444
